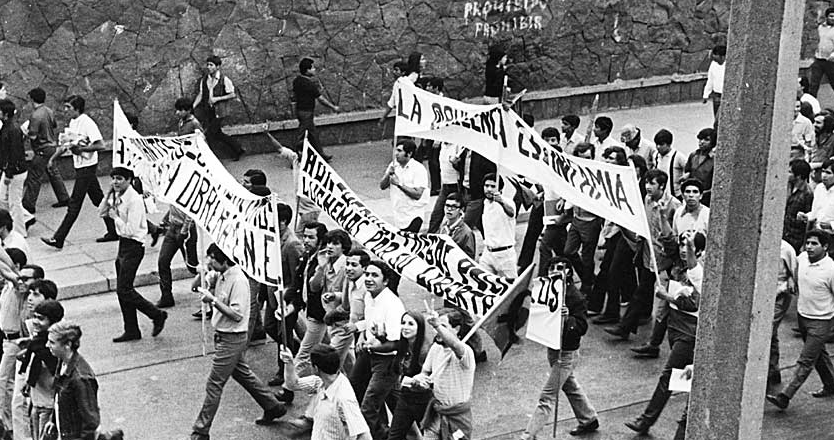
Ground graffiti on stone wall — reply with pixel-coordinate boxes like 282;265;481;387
462;0;547;38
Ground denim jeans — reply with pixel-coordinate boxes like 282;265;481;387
524;349;597;438
294;318;328;377
116;238;163;335
768;291;793;380
388;387;431;440
30;406;51;440
157;224;198;302
0;340;16;431
349;352;398;440
192;332;282;436
783;316;834;398
53;165;115;244
23;148;69;214
11;363;30;440
640;329;695;426
329;324;356;375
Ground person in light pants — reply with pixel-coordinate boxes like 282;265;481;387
0;99;30;238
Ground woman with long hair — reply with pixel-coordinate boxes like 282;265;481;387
387;310;432;440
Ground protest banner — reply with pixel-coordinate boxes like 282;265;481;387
112;101;283;287
392;80;650;238
525;273;567;350
297;139;513;317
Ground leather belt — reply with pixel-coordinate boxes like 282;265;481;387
487;245;513;253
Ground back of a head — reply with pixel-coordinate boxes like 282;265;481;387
0;209;12;232
299;57;314;74
276;203;293;225
523;113;535;128
486;45;506;65
428;77;444;92
28;88;46;104
0;99;15;119
175;97;192;111
406;52;423;74
310;344;341;374
249;186;271;197
712;45;727;57
6;248;26;268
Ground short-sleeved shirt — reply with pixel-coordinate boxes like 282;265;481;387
28;105;57;151
293;75;321;112
66;114;102;169
296;373;370;440
809;182;834;226
482;198;515;249
422;343;475;406
211;265;250;333
386;75;418;109
359;288;404;353
390;158;429;229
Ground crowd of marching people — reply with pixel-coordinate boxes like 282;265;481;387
0;23;828;438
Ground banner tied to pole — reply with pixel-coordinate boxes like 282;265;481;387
112;100;283;287
297;139;515;318
392;80;650;239
525;273;567;350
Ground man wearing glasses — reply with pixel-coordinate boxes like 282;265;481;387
439;193;475;259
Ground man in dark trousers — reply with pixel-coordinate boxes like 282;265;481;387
293;57;339;161
192;55;245;160
99;167;167;343
22;87;69;218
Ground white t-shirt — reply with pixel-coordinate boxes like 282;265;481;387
482;198;515;248
66;114;102;169
438;143;461;185
390;159;429;228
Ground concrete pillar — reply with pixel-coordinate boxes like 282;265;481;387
686;0;804;439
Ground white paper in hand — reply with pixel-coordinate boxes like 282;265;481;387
669;368;692;392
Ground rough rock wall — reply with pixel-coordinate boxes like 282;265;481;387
0;0;822;137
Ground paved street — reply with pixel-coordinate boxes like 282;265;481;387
28;100;834;439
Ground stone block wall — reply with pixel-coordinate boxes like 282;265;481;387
0;0;824;137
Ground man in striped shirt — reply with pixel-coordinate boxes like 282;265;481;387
280;344;370;440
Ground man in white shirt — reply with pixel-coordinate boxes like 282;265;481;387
41;95;116;249
560;115;584;155
767;229;834;409
798;77;821;115
702;45;725;120
809;8;834;97
0;209;28;259
672;179;710;236
799;159;834;239
348;260;405;440
380;139;429;232
479;173;517;278
792;100;816;153
99;167;167;343
653;129;687;199
592;116;622;160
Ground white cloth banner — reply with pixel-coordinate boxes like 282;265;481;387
112;101;282;286
297;140;513;317
525;274;566;350
393;81;650;238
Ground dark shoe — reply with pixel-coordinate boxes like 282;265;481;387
268;375;284;387
96;234;119;243
276;388;294;404
630;343;660;358
24;218;36;231
112;333;141;343
150;227;163;247
98;429;125;440
624;417;651;434
592;315;619;325
254;404;286;425
475;351;488;363
156;299;175;309
51;200;69;208
569;418;599;436
152;311;168;337
766;393;789;409
41;237;63;249
192;308;212;319
190;432;210;440
604;326;630;340
811;387;834;398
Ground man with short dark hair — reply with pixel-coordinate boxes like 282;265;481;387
380;140;429;232
293;57;340;161
99;167;167;343
280;344;370;440
592;116;621;158
785;159;814;252
560;115;583;155
324;249;370;375
653;129;686;199
176;97;202;136
767;229;834;409
192;55;245;160
191;244;286;440
682;128;716;206
42;95;116;249
0;99;29;239
702;44;726;120
799;159;834;242
479;173;517;278
22;87;69;217
809;8;834;97
439;193;475;259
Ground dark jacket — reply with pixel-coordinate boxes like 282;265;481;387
0;119;27;176
19;332;59;388
53;353;99;440
284;250;324;321
458;151;496;200
561;283;589;351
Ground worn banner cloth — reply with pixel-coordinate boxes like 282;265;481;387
525;274;567;350
297;140;513;317
112;101;282;286
393;81;650;238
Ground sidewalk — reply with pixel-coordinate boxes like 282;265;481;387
28;101;713;299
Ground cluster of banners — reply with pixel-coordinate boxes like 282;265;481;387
112;101;283;287
392;80;650;239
